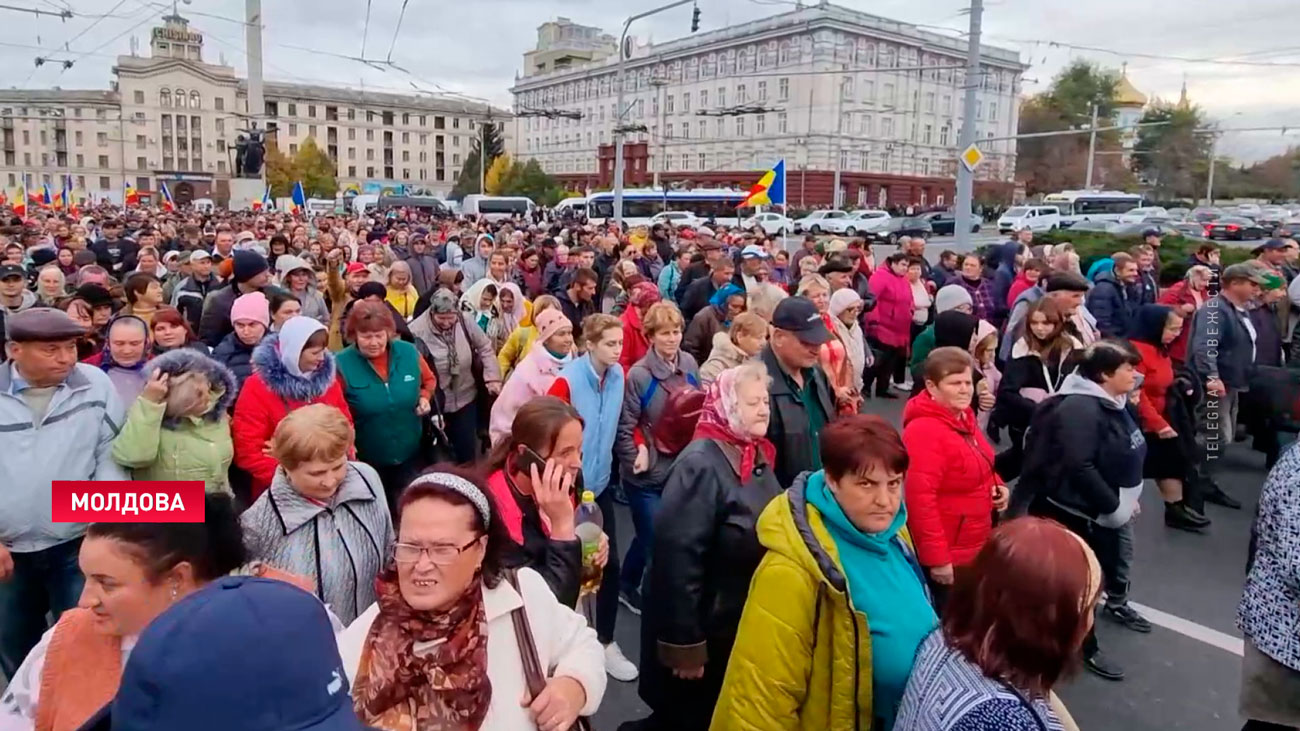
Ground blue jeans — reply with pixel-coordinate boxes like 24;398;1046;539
619;483;662;598
0;538;86;677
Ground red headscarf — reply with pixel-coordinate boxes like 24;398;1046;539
692;367;777;483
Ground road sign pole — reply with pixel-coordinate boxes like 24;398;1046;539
954;0;983;248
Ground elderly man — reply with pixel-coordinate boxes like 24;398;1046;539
734;244;772;292
0;308;127;677
761;297;836;487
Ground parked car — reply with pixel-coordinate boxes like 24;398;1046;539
1067;219;1114;233
997;205;1061;234
866;217;934;245
843;210;892;236
650;211;703;228
1118;206;1169;224
1257;207;1289;229
1274;219;1300;239
919;211;981;236
1170;221;1210;238
1165;207;1191;221
741;212;794;236
1108;222;1183;238
1204;216;1269;241
1235;203;1263;218
793;210;852;234
1190;207;1225;222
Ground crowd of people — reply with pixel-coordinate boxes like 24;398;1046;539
0;201;1295;731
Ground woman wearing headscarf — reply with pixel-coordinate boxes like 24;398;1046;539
231;315;354;500
384;260;420;320
618;282;662;374
513;246;547;300
337;467;606;731
799;274;860;416
1129;304;1209;532
409;289;503;464
684;282;746;365
488;281;526;355
635;363;783;730
241;404;393;625
460;278;499;334
275;255;329;325
603;259;645;316
902;347;1006;608
698;312;768;387
111;348;237;495
84;316;152;406
498;294;558;380
488;309;575;444
1157;264;1212;369
714;415;936;731
830;288;869;397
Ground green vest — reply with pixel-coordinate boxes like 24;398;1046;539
336;341;422;467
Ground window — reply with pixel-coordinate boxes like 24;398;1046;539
778;77;789;101
652;95;658;116
215;119;225;134
190;91;200;109
99;176;110;189
289;123;298;135
288;103;297;116
453;118;460;129
367;166;374;177
758;81;767;101
453;154;460;165
882;117;894;137
715;118;724;137
97;155;109;169
308;124;317;138
402;150;410;162
700;89;708;107
663;124;671;140
860;114;873;135
666;95;674;114
698;152;706;169
756;114;766;134
989;102;998;122
402;113;409;125
74;131;83;146
348;108;356;120
216;140;226;153
289;143;298;155
136;135;146;149
975;101;983;120
75;154;84;167
366;149;375;161
735;116;745;136
682;92;690;112
97;132;108;147
942;94;952;114
859;151;869;171
403;168;410;179
348;165;357;177
737;84;746;103
842;76;854;100
366;129;374;142
718;87;726;107
777;112;788;133
698;120;706;138
159;89;172;107
214;97;225;111
940;125;950;146
347;147;356;159
133;90;145;104
681;153;689;171
883;83;895;104
923;124;933;144
840;112;850;132
401;132;410;144
925;92;935;112
435;116;445;129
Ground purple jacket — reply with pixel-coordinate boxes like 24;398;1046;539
945;274;997;323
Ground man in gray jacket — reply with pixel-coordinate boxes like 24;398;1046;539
458;234;494;284
0;308;127;677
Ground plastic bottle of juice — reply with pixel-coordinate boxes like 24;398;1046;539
574;490;604;595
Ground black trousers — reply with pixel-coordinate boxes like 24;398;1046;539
865;337;906;397
443;403;480;466
373;456;427;519
593;488;622;644
1029;500;1124;659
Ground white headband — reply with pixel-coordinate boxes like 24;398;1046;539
407;472;491;526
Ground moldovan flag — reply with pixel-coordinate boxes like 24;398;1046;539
738;159;786;208
287;181;306;215
124;183;140;207
63;176;77;217
10;186;24;217
159;181;176;212
252;184;272;211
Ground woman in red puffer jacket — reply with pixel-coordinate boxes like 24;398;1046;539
902;346;1006;606
864;253;917;398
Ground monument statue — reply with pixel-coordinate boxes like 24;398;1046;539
234;123;266;178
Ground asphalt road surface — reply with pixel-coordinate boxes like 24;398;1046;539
592;395;1274;731
778;231;1271;258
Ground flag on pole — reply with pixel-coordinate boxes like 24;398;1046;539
63;175;77;218
124;183;140;207
11;186;24;218
40;183;55;209
287;181;306;216
159;181;176;212
737;159;786;208
252;183;272;211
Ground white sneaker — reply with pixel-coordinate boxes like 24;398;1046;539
604;642;639;682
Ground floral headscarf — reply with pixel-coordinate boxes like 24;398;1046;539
629;281;662;310
693;367;776;483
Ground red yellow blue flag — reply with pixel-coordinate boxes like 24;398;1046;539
738;159;786;208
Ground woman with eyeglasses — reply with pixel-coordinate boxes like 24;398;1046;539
338;466;607;731
240;403;394;624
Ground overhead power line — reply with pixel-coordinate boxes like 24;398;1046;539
385;0;410;63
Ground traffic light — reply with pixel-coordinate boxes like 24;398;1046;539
691;4;700;32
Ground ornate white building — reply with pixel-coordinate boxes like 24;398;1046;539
509;2;1026;208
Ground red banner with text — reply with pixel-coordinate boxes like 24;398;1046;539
52;481;206;523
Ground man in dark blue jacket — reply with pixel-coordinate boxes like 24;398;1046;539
1086;252;1140;337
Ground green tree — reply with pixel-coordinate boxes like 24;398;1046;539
293;137;338;198
451;119;505;198
264;142;296;198
1131;104;1210;199
1015;61;1132;195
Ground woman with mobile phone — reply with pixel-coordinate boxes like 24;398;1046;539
482;397;608;608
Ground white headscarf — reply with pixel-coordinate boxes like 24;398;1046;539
278;316;326;378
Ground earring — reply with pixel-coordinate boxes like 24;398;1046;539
170;584;179;601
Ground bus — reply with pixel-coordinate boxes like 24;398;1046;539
460;194;535;222
585;188;757;228
1041;191;1145;228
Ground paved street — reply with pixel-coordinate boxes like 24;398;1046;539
591;395;1274;731
777;230;1271;257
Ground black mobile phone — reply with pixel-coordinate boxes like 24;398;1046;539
516;445;548;477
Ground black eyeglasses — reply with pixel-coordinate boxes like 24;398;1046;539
392;537;480;566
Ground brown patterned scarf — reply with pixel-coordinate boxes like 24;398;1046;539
352;571;492;731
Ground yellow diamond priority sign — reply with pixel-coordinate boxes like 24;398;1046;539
959;144;984;172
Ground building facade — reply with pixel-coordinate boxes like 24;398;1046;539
510;3;1025;208
1;14;510;206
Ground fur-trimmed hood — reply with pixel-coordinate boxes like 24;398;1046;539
250;332;337;403
144;347;238;425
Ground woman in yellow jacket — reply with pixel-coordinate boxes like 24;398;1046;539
712;414;937;731
497;294;557;378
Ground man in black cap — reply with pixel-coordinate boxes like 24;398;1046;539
0;308;127;677
0;264;36;316
819;256;856;293
198;250;271;347
761;296;836;487
675;239;726;304
680;255;736;323
172;249;217;333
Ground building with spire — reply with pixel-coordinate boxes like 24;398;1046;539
1113;64;1148;165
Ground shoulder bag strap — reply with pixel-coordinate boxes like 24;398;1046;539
504;569;591;731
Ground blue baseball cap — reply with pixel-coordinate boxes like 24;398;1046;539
97;576;365;731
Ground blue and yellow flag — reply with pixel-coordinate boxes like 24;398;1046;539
738;159;786;208
287;181;306;215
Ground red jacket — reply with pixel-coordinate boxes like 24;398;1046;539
864;266;914;348
231;342;354;500
1132;340;1174;433
902;391;999;568
1156;281;1202;365
619;306;651;374
1006;272;1036;308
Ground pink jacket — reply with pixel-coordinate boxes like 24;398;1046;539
489;344;571;443
865;267;915;348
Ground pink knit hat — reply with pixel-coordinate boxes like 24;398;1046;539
230;292;270;327
534;307;570;344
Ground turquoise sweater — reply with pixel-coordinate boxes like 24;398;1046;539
805;471;938;731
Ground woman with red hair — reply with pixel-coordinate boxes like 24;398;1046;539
895;517;1095;731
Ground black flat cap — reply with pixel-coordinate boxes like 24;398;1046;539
6;307;87;342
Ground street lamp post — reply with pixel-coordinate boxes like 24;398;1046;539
613;0;696;229
953;0;983;248
650;75;669;189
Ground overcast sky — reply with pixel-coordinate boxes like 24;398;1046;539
7;0;1299;165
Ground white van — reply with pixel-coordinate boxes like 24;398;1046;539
997;205;1061;234
461;195;535;223
553;197;586;217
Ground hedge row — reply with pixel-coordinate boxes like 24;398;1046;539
1035;230;1252;286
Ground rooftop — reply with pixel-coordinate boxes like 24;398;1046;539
1114;72;1147;107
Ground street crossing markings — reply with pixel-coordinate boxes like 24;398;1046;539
1127;601;1244;657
